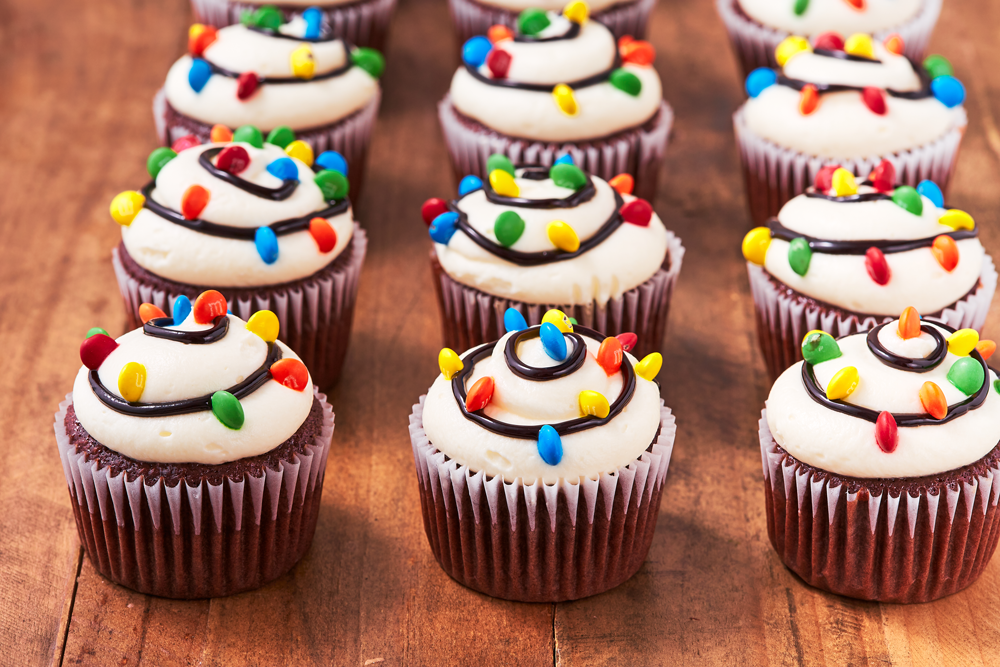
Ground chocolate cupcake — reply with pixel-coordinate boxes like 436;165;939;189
109;133;366;389
410;314;675;601
422;154;683;359
439;3;672;202
450;0;657;44
761;313;1000;602
742;163;996;380
734;33;966;226
55;291;334;598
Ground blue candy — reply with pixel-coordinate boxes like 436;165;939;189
315;150;348;176
537;425;563;466
458;175;483;196
429;212;459;244
189;58;212;93
462;36;492;68
745;67;777;98
255;227;279;264
302;6;323;39
539;322;567;361
554;153;574;166
504;307;527;333
931;75;965;108
171;295;192;326
917;180;944;208
266;157;299;181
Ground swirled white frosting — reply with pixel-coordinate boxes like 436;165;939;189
164;25;378;131
767;321;1000;478
742;42;964;158
449;18;662;142
737;0;922;35
471;0;624;11
73;313;314;465
762;188;985;315
435;170;668;305
241;0;363;5
422;330;662;484
122;142;355;288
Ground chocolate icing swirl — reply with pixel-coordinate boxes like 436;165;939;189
866;322;948;372
504;328;587;380
202;36;356;85
766;218;977;256
483;166;597;208
143;315;230;344
199;147;298;201
775;59;935;100
247;25;341;44
512;21;581;43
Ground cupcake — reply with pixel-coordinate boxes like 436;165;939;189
717;0;941;77
422;154;683;358
410;314;675;601
109;133;366;389
56;291;334;598
742;162;996;380
189;2;397;50
734;33;966;226
761;313;1000;602
450;0;657;44
439;3;672;202
154;17;384;194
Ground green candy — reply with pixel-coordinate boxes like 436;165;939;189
994;379;1000;395
923;54;953;80
351;48;385;79
85;327;109;339
788;237;812;276
793;0;809;15
266;126;296;148
549;163;587;190
568;317;578;325
947;357;984;396
891;185;923;216
250;5;283;30
494;211;525;247
315;169;350;200
233;125;264;149
211;391;245;430
487;154;515;177
518;8;550;36
147;147;177;180
609;69;642;97
801;331;842;365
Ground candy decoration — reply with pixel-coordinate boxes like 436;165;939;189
919;381;948;419
865;247;891;285
862;86;886;115
884;33;905;55
619;38;655;66
742;227;771;265
284;140;314;167
799;84;820;115
518;8;550;35
868;159;895;193
616;332;637;352
245;309;280;343
579;390;610;419
898;306;921;339
315;170;349;200
610;69;642;96
814;164;840;191
546;220;580;252
620;199;653;226
188;58;212;92
193;290;227;324
539;322;568;361
596;336;623;376
843;0;866;10
216;145;251;174
188;24;218;56
875;411;898;454
801;330;842;364
172;135;201;152
465;376;495;412
439;348;463;379
254;227;279;264
635;353;662;381
552;84;579;116
181;185;210;220
110;191;146;226
554;153;574;166
247;5;282;29
977;340;997;360
315;150;348;175
308;217;337;252
351;48;386;79
494;211;525;247
139;303;167;324
939;209;975;231
266;157;299;181
891;185;922;215
608;173;634;195
787;237;812;276
745;67;777;98
793;0;809;15
290;45;316;79
917;180;944;208
932;235;959;271
813;31;845;51
923;54;954;79
931;75;965;108
537;425;563;466
147;147;177;179
119;363;147;404
489;169;519;197
233;125;264;148
429;211;459;244
421;198;449;226
831;168;857;196
85;327;109;339
236;72;260;100
563;0;589;23
504;307;527;333
775;36;810;66
487;154;516;177
211;391;244;429
844;33;874;58
266;126;295;149
302;6;322;38
550;163;587;190
488;25;514;43
462;35;492;68
950;358;987;395
210;124;233;143
459;175;483;196
486;48;511;79
946;328;979;356
172;295;192;325
542;308;573;333
825;366;859;400
80;334;118;370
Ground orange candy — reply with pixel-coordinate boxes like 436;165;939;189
608;173;634;195
193;290;227;324
487;25;513;43
139;303;166;324
619;37;655;65
919;381;947;420
799;84;820;115
843;0;866;9
270;358;309;391
596;336;624;376
465;376;495;412
181;185;210;220
932;235;959;271
309;217;338;253
188;24;218;56
883;33;905;55
977;340;996;360
898;306;921;339
210;124;233;143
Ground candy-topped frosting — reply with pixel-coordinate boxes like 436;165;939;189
737;0;922;35
472;0;623;10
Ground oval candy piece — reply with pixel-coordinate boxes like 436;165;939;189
745;67;777;98
542;309;573;333
608;173;634;195
188;58;212;92
898;306;921;340
947;357;984;396
620;199;653;226
486;154;515;177
266;157;299;181
868;159;895;193
619;38;655;65
596;337;623;375
302;6;322;38
862;87;886;115
429;211;459;244
290;45;316;79
255;226;279;264
549;163;587;190
266;126;295;149
421;198;449;226
923;54;954;79
216;145;250;174
486;48;511;78
139;303;167;324
787;237;812;276
309;217;337;252
85;327;109;339
563;0;589;22
147;147;177;180
931;75;965;108
270;358;309;391
351;48;385;79
118;362;147;403
188;24;218;56
798;84;819;115
504;307;528;333
110;191;146;226
518;8;550;35
193;290;228;324
465;376;495;412
236;72;260;100
742;227;771;265
616;332;637;352
181;185;210;220
610;69;642;96
825;366;859;400
554;153;574;166
210;124;233;143
946;328;979;357
494;211;525;247
439;348;463;379
977;340;996;360
635;353;662;381
285;140;314;167
488;24;513;43
211;391;245;429
865;247;890;285
891;185;923;215
844;33;874;58
80;334;118;370
831;168;857;196
246;310;279;342
172;295;192;325
801;330;842;364
812;31;844;50
932;235;959;271
917;180;944;208
875;411;898;454
939;209;974;231
546;220;580;252
814;164;840;192
462;35;492;68
579;390;610;419
919;381;948;419
233;124;263;148
537;425;563;466
315;169;350;200
315;150;348;175
540;322;568;361
172;135;201;152
459;175;483;196
883;33;904;55
489;169;519;197
775;36;810;66
552;84;578;116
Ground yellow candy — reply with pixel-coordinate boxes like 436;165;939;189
438;348;464;380
546;220;580;252
775;36;810;66
742;227;772;265
290;45;315;79
635;352;662;381
825;366;859;400
489;169;520;197
831;168;858;196
947;328;979;356
246;310;279;342
579;390;610;419
110;190;146;226
939;209;975;231
285;140;314;167
542;308;573;333
552;84;579;116
189;23;209;39
844;33;874;59
563;0;589;23
118;362;147;403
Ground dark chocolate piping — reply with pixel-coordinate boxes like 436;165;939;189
866;322;948;372
203;45;354;85
773;56;934;99
462;50;621;92
478;166;597;208
804;189;891;204
504;329;587;380
143;315;229;344
813;47;882;64
199;147;298;201
766;218;977;256
451;325;636;439
512;21;581;43
246;25;340;44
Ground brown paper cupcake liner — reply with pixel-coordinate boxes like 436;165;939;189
716;0;942;79
733;106;967;227
746;257;997;380
189;0;397;49
429;231;683;359
448;0;657;44
111;225;367;390
439;95;673;203
55;390;335;599
409;397;675;602
759;412;1000;603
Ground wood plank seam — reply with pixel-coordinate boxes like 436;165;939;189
54;546;83;667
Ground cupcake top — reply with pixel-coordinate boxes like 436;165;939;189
742;33;965;158
165;12;384;132
742;161;985;316
423;154;668;305
421;309;664;484
110;128;354;288
471;0;623;10
767;309;1000;478
240;0;370;5
73;291;314;465
449;3;662;142
737;0;922;36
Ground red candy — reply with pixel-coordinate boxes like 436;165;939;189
620;199;652;227
421;198;449;225
814;164;841;191
139;303;167;323
487;25;513;43
193;290;227;324
486;48;511;79
236;72;260;101
181;185;210;220
883;33;905;55
189;26;218;56
216;145;250;174
616;332;637;352
309;217;337;252
171;135;201;152
608;173;634;195
875;411;898;453
843;0;866;9
619;37;654;65
270;358;309;391
80;334;118;370
596;337;623;376
932;235;959;271
869;159;895;193
465;376;495;412
813;31;845;51
862;86;886;115
799;84;819;115
865;247;891;285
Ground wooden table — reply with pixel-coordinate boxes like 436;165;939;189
5;0;1000;663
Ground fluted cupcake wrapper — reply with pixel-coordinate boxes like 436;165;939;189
439;96;673;203
759;412;1000;603
746;257;997;380
111;225;367;390
716;0;942;80
448;0;657;44
188;0;397;49
55;391;335;599
409;396;675;602
733;105;967;227
429;231;683;359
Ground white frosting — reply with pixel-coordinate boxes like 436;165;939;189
421;331;662;484
742;43;964;158
767;321;1000;478
73;314;314;465
435;172;668;305
472;0;623;11
449;19;662;142
762;189;985;315
164;25;378;131
241;0;363;5
122;143;355;287
737;0;923;35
